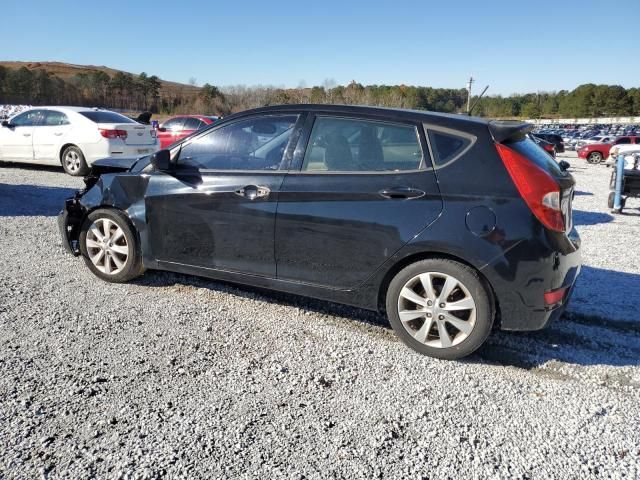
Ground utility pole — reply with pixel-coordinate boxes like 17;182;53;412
466;76;474;114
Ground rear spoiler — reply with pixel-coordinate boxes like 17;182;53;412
489;120;534;143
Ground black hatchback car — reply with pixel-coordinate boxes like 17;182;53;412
59;105;581;359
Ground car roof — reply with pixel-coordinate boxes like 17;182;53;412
23;106;122;114
227;104;492;128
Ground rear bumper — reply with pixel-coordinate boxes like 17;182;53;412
86;141;159;164
483;228;582;331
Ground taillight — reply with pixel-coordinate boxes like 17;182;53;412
99;129;128;140
150;129;157;138
495;143;565;232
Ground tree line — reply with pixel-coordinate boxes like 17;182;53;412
1;65;639;119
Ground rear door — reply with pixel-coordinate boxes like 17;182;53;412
274;114;443;289
145;113;303;276
33;110;72;161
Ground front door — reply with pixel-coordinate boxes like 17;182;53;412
145;113;302;277
275;114;443;289
0;110;43;161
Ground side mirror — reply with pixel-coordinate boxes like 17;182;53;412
1;120;10;128
559;160;570;172
157;127;167;132
150;149;172;171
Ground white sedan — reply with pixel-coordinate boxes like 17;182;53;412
0;107;160;175
605;144;640;168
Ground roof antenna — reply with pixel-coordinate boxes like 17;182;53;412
469;85;489;116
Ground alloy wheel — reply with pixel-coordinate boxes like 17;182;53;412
64;150;82;173
85;218;129;275
397;272;477;348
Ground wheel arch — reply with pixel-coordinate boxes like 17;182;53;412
71;204;142;256
376;250;500;328
59;143;80;164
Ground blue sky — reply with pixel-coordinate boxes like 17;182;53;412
2;0;637;95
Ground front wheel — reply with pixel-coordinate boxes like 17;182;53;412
79;209;145;283
587;151;603;164
386;259;494;360
61;145;89;176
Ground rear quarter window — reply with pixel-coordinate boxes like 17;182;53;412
427;130;474;167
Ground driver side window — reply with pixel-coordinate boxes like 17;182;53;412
12;110;44;127
179;115;298;171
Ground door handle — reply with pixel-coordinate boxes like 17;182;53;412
23;133;31;137
235;185;270;200
379;187;425;199
54;132;63;136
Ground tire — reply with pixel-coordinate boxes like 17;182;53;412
587;151;603;164
608;191;615;209
61;145;89;176
386;259;494;360
79;208;145;283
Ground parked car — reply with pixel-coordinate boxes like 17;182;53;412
575;135;615;149
532;133;564;153
157;115;218;149
58;105;581;360
605;143;640;167
0;107;159;175
577;136;640;163
531;134;556;158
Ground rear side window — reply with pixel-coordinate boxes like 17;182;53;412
427;130;472;166
507;137;563;176
43;110;70;126
616;137;631;145
80;111;135;124
301;117;423;172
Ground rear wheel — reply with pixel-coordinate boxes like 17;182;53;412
386;259;494;360
62;145;89;176
79;209;144;283
587;151;603;164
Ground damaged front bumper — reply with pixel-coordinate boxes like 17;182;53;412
58;195;85;256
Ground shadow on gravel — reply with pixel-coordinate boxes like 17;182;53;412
134;270;389;328
0;183;75;216
0;161;64;175
573;209;614;226
574;190;594;196
133;267;640;369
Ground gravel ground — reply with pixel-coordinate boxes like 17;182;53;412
0;158;639;479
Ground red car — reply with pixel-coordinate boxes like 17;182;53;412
157;115;218;149
577;136;640;164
